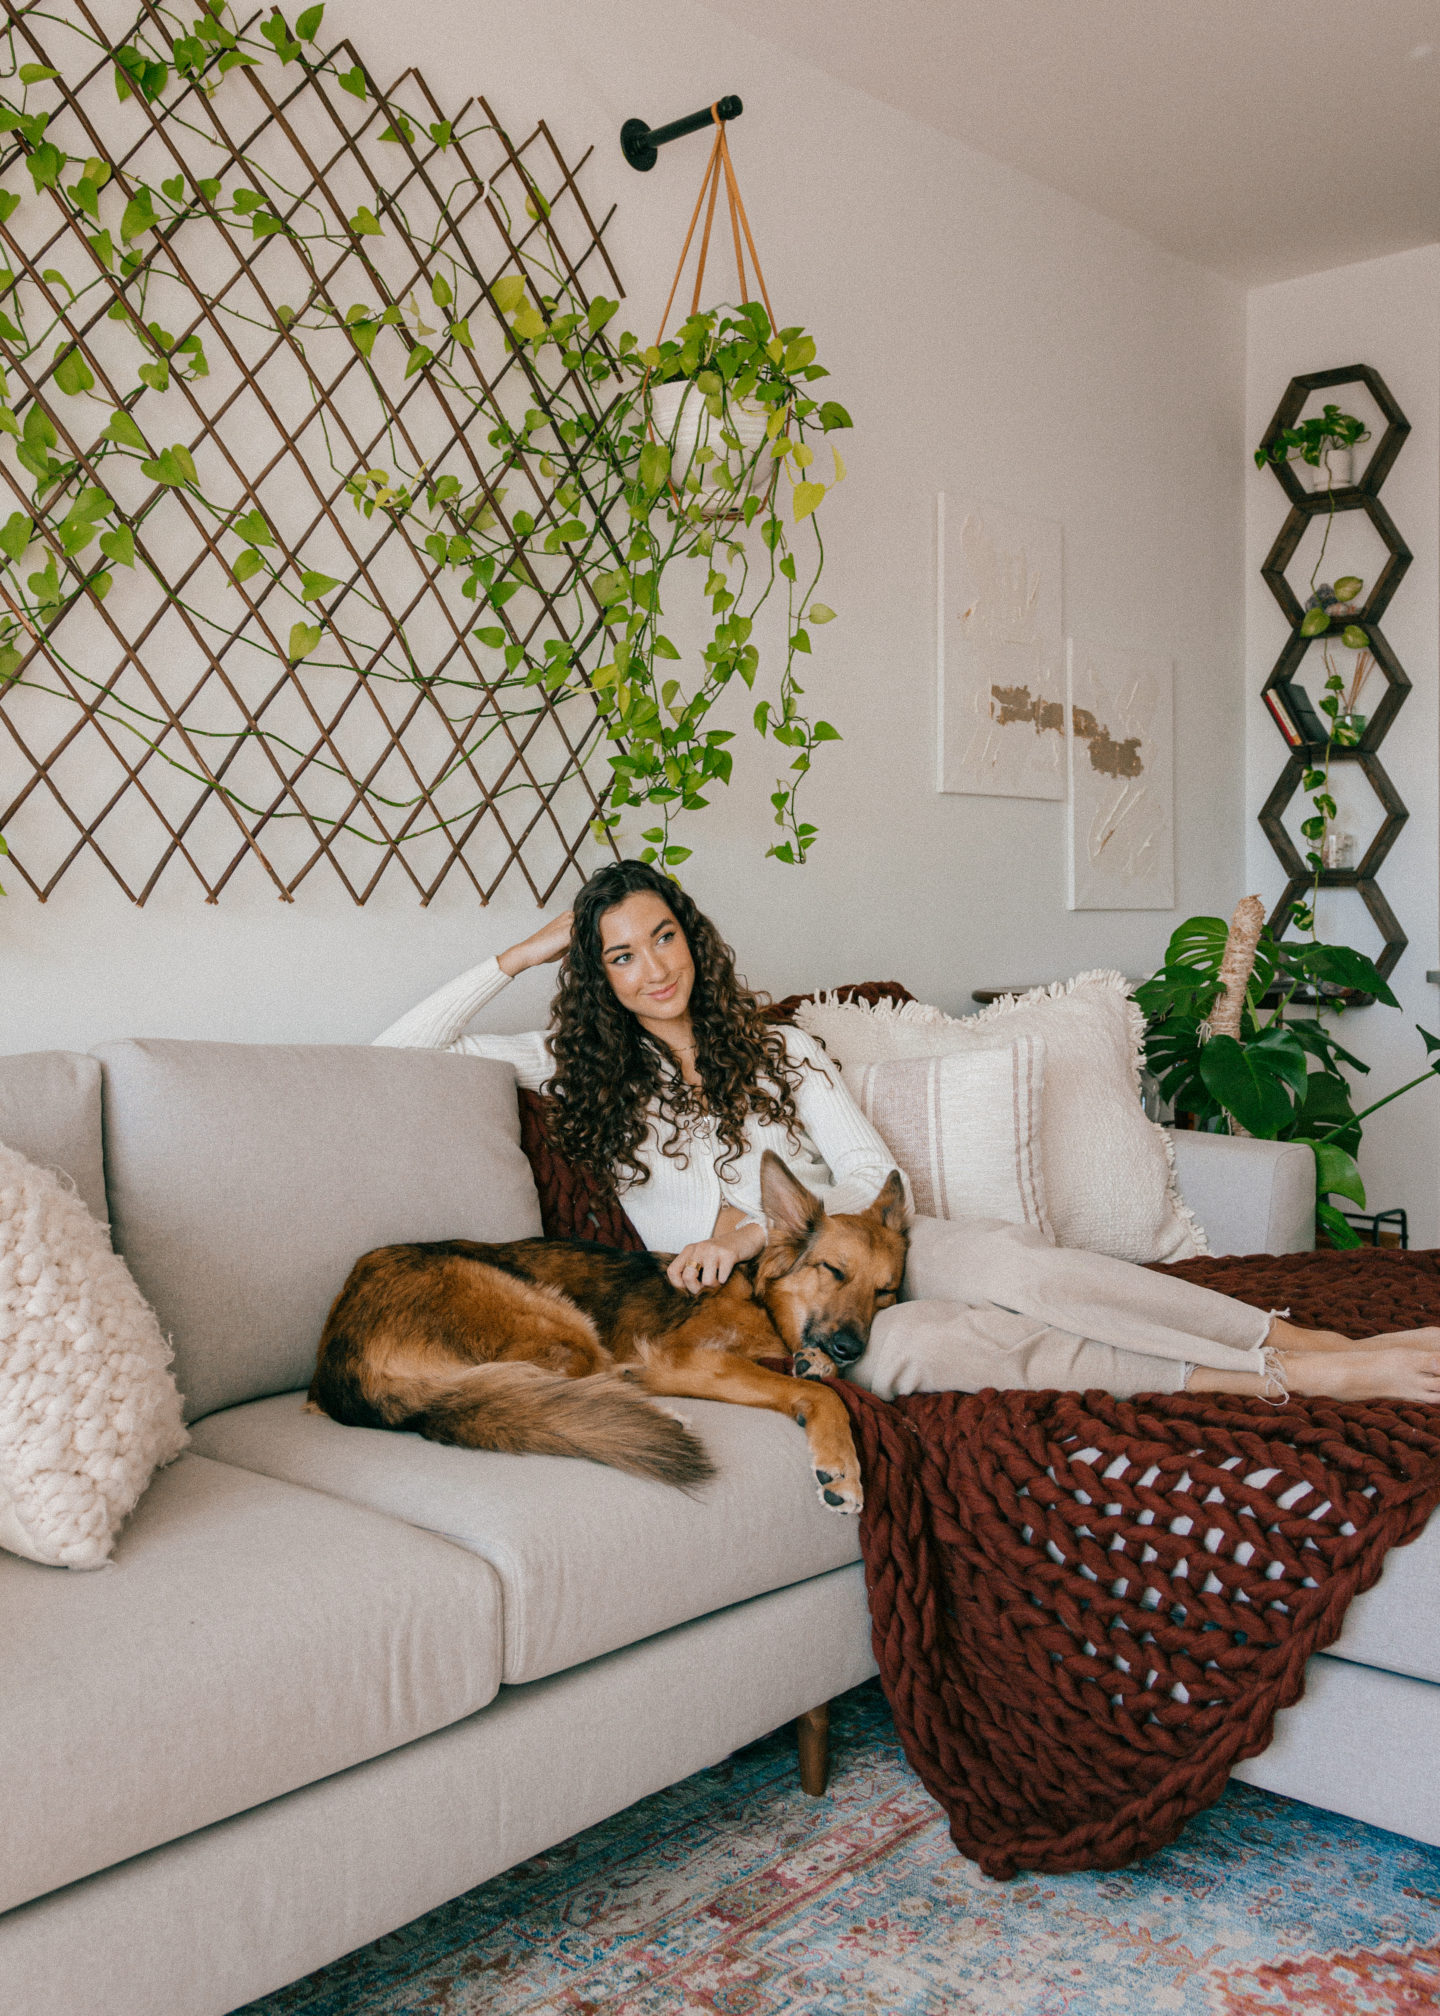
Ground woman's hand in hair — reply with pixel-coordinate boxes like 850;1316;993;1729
497;910;574;977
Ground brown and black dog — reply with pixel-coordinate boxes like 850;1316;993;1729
307;1151;908;1513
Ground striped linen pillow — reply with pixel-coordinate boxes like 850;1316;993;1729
852;1039;1051;1236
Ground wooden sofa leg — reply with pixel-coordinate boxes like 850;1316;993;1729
797;1702;830;1797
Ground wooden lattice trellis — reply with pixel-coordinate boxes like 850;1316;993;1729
0;0;630;903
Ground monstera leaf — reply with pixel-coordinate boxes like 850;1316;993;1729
1197;1031;1306;1138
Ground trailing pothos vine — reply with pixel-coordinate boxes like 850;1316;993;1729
0;1;850;903
490;300;852;868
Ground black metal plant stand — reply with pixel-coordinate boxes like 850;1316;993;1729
1255;364;1412;979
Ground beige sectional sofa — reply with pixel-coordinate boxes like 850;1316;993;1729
1;1039;1437;2016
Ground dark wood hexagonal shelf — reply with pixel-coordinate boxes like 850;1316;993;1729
1258;749;1407;884
1257;364;1411;985
1269;873;1407;981
1256;362;1411;508
1260;490;1410;630
1263;622;1411;753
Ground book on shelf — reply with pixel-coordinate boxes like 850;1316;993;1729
1264;681;1328;746
1285;683;1329;744
1264;687;1301;746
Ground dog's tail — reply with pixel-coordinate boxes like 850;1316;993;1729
395;1361;715;1490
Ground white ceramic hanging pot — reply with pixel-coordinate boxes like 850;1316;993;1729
1310;444;1354;490
646;378;773;518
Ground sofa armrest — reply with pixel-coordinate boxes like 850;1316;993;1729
1166;1129;1316;1256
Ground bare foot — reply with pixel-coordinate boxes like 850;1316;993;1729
1191;1348;1440;1404
1360;1326;1440;1353
1265;1316;1440;1358
1283;1347;1440;1403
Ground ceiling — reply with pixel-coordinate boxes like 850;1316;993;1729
697;0;1440;284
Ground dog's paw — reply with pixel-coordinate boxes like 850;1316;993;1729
654;1404;695;1430
812;1464;862;1515
793;1347;837;1382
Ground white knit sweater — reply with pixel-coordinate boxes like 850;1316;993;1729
374;956;897;1252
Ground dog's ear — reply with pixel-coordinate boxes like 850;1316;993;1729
865;1169;910;1233
760;1149;824;1248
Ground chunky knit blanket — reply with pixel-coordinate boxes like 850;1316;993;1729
834;1248;1440;1878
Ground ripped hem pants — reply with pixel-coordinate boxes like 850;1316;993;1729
850;1215;1272;1401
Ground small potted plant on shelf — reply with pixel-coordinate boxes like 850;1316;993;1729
1301;574;1372;743
1255;402;1371;489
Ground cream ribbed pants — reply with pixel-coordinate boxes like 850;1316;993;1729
850;1215;1272;1401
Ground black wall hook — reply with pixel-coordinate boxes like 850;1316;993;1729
621;95;743;172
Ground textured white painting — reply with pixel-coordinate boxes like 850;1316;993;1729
1066;642;1174;910
936;495;1065;799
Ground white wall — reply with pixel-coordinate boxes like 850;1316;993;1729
1246;246;1440;1244
2;0;1246;1055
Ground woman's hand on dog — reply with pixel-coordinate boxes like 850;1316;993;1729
667;1239;740;1293
498;910;574;976
667;1215;768;1294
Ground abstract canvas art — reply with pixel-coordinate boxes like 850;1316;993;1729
1066;642;1174;909
936;496;1065;800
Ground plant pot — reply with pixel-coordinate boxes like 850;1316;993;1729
1309;444;1354;490
1333;711;1367;747
646;378;773;519
1321;828;1357;870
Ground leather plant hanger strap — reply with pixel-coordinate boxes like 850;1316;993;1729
643;107;781;507
653;104;778;347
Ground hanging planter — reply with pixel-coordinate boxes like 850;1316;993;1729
645;372;772;519
482;107;852;868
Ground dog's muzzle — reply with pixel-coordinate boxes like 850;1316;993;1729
808;1324;867;1367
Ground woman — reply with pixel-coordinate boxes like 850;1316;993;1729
377;860;1440;1406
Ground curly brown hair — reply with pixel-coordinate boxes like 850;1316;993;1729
544;859;806;1193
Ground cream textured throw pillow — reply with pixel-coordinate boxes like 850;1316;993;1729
797;974;1205;1264
0;1138;186;1568
851;1040;1050;1235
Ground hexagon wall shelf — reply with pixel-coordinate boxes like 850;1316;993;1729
1256;363;1412;978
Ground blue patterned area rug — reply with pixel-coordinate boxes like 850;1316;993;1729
241;1681;1440;2015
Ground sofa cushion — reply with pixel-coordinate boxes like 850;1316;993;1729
0;1050;107;1228
795;977;1206;1264
189;1391;862;1684
0;1450;503;1914
94;1041;542;1420
0;1138;186;1569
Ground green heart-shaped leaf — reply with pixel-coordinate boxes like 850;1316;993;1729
288;620;322;663
98;525;135;568
106;407;148;451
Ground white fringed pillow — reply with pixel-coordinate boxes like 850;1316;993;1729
797;974;1205;1264
851;1040;1050;1235
0;1138;187;1568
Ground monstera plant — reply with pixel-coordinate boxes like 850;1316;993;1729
1138;905;1440;1247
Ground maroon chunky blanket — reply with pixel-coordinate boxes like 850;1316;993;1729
833;1249;1440;1878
